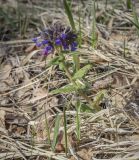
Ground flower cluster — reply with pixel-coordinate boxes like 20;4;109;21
32;22;78;56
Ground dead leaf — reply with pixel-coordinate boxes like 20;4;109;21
55;130;65;152
70;149;93;160
25;44;36;53
29;88;48;103
0;64;12;80
55;144;65;153
0;82;11;93
93;76;114;91
22;49;40;65
77;149;93;160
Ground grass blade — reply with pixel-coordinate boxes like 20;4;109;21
132;3;139;37
91;0;97;48
52;114;61;151
75;100;81;143
45;117;51;147
63;106;68;156
73;53;80;73
78;2;82;47
63;0;76;31
126;0;132;9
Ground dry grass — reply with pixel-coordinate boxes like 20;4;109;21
0;0;139;159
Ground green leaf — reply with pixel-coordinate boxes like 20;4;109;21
72;64;92;80
73;54;80;73
51;83;76;94
75;79;86;90
92;90;106;111
52;114;61;151
63;0;76;31
69;51;79;56
80;103;94;112
49;56;60;65
126;0;132;9
59;62;65;70
49;55;65;66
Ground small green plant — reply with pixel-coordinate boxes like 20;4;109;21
32;22;100;111
32;20;101;154
32;20;101;144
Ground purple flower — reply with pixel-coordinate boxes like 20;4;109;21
55;39;61;45
63;44;69;50
72;34;77;39
32;22;78;56
61;33;66;40
36;42;42;47
71;42;78;51
73;41;78;47
43;45;53;55
42;40;49;45
32;37;38;42
46;45;53;51
71;46;76;51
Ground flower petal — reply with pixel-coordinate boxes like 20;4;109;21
32;37;38;42
55;39;61;45
42;40;49;45
46;45;53;51
61;33;66;40
36;42;42;47
71;42;78;51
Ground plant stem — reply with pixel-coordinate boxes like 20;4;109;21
63;106;68;156
61;61;100;111
62;61;73;82
45;117;51;147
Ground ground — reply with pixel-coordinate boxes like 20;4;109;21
0;0;139;160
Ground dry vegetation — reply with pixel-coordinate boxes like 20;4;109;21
0;0;139;159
